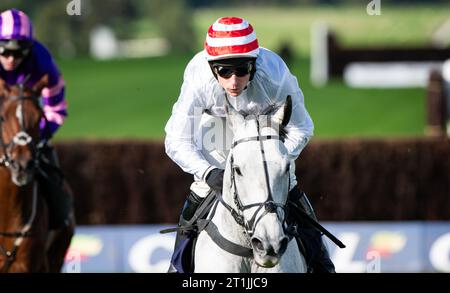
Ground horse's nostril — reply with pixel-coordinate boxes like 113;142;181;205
26;160;35;170
9;159;31;172
10;160;20;170
251;237;265;252
266;245;276;256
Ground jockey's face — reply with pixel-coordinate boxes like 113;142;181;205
0;54;24;71
217;73;250;97
0;48;27;71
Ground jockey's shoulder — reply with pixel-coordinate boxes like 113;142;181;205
256;47;289;76
183;50;215;86
29;40;57;70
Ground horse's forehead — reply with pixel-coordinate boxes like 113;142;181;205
234;141;286;166
233;117;258;139
4;99;20;114
234;116;279;136
3;99;39;123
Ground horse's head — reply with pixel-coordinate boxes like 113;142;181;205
0;81;43;186
225;96;292;268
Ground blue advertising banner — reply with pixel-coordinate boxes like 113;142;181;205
61;222;450;273
424;223;450;273
324;222;423;273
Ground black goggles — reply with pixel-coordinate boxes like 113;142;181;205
0;48;30;58
213;62;253;78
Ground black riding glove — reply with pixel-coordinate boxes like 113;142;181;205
205;168;224;192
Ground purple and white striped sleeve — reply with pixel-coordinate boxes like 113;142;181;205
39;75;67;139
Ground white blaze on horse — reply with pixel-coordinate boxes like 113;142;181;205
194;96;307;273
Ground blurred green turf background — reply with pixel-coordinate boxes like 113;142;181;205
55;5;445;140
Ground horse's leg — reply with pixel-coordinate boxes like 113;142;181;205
46;210;75;272
46;181;75;273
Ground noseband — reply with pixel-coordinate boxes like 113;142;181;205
218;118;290;237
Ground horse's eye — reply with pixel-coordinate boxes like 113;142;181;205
234;167;242;176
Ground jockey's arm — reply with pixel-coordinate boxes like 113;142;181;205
39;58;67;140
281;78;314;161
164;79;215;181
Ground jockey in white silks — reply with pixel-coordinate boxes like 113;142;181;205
164;16;335;273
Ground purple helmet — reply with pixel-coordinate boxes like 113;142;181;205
0;9;33;50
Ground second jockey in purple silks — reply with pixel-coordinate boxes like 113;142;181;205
0;9;73;234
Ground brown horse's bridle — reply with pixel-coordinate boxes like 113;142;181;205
0;95;42;172
0;84;45;272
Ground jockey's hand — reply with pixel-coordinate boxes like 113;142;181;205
205;168;224;192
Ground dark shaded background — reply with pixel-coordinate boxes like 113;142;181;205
55;138;450;225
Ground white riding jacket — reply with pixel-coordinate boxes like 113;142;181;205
164;47;314;196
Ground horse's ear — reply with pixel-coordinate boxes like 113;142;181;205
272;95;292;127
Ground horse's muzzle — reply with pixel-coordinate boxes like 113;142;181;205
10;159;35;186
251;235;289;268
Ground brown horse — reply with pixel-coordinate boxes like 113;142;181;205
0;79;74;272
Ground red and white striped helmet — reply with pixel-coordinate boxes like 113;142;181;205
204;17;259;61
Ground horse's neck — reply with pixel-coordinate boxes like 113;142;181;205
212;190;250;247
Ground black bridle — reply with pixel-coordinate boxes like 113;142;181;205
218;117;291;237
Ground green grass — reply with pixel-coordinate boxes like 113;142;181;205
291;59;425;138
57;55;190;139
55;55;425;141
53;5;440;140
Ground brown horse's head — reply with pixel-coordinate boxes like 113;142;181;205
0;80;44;186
